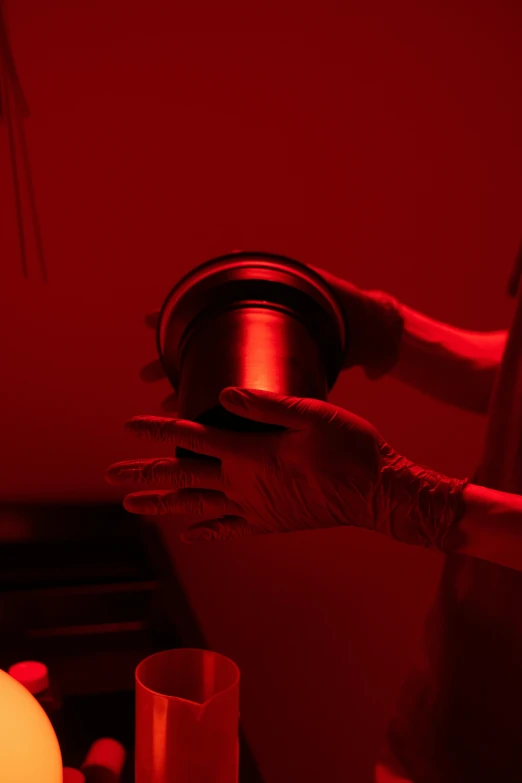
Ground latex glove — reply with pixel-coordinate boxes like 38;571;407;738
507;238;522;297
139;266;404;412
105;388;467;547
307;266;404;379
139;313;179;413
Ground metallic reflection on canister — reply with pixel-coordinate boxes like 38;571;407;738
156;251;346;457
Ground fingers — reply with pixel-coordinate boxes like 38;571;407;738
145;312;160;330
139;359;167;383
508;240;522;297
124;416;238;459
160;393;178;413
141;312;169;383
181;516;262;542
105;457;223;490
122;489;242;517
219;387;324;428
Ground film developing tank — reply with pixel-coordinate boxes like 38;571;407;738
156;251;347;459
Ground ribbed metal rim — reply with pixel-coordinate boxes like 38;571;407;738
156;250;346;391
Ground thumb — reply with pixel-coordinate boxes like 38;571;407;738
219;387;320;428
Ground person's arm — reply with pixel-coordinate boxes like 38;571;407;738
390;304;507;415
309;266;507;416
446;484;522;572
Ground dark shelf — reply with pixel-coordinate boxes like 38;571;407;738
0;501;265;782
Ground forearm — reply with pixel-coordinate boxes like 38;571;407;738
390;303;506;415
310;264;505;413
445;484;522;572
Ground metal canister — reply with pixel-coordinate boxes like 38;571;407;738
156;251;346;457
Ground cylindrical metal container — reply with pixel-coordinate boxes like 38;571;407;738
157;251;346;457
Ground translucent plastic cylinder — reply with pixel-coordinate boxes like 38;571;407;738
135;648;240;783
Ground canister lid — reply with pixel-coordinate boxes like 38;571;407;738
8;661;49;695
63;769;86;783
157;250;346;393
82;737;126;777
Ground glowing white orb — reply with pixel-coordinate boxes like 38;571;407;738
0;668;62;782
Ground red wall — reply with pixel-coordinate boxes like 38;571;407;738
1;0;521;780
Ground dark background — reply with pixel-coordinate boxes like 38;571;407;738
1;1;521;780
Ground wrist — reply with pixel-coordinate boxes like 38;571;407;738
446;484;522;570
374;442;468;550
360;291;405;379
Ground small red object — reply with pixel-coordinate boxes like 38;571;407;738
82;737;126;782
8;661;49;695
63;769;86;783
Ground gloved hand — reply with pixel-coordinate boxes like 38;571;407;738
139;265;404;413
507;238;522;298
139;312;178;413
105;388;467;547
307;265;404;379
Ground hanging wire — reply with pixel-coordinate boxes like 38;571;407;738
0;69;27;278
12;86;47;283
0;0;48;282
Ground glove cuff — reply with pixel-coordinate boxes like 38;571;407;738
361;291;404;380
374;442;469;551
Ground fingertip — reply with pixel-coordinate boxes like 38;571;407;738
123;418;140;435
123;493;159;514
124;415;152;432
160;393;178;413
145;312;160;330
122;496;140;514
219;387;246;407
104;467;118;484
139;359;167;383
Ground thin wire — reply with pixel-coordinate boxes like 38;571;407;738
0;0;47;282
0;0;29;117
13;99;48;282
0;68;28;278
